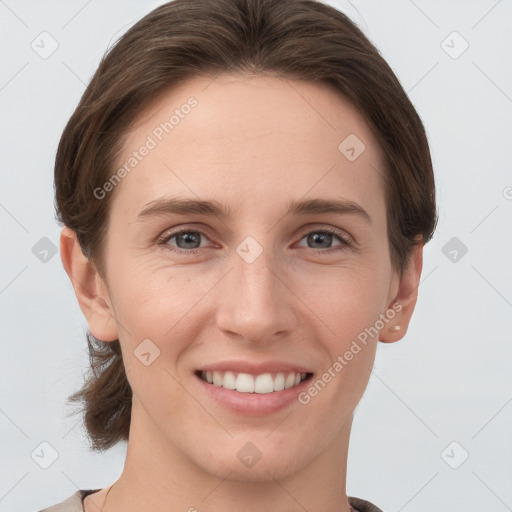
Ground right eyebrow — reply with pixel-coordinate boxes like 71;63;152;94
135;197;233;222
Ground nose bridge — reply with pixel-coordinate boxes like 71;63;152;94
237;245;277;303
215;238;295;341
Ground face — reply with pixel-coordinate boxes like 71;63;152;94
88;74;405;481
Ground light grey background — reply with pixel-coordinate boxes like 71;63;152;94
1;1;511;511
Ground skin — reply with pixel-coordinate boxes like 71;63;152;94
61;73;423;512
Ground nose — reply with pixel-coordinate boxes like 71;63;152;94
214;242;297;346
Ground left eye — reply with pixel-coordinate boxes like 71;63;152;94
297;230;349;250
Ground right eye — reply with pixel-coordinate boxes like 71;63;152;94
158;228;213;254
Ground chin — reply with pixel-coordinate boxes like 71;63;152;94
192;438;314;483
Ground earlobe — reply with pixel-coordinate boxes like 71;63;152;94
60;227;119;342
379;241;424;343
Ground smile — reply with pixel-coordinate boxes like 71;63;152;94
198;370;312;394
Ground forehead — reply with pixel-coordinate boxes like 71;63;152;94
112;73;387;221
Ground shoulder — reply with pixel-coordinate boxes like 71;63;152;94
38;491;381;512
38;489;100;512
349;496;385;512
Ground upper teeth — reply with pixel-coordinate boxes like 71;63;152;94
201;371;307;394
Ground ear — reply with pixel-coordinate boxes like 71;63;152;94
379;240;423;343
60;227;119;342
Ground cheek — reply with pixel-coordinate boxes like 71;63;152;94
293;259;389;340
292;260;387;399
109;259;205;332
107;263;219;374
294;268;383;427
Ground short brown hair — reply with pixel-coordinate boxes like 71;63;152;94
56;0;438;452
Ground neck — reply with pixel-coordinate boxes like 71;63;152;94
103;404;355;512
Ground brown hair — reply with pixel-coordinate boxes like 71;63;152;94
56;0;438;452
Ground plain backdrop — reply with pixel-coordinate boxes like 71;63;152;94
1;1;511;511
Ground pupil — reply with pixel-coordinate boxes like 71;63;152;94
177;232;200;249
308;232;332;248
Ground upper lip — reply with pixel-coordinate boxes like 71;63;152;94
196;360;313;375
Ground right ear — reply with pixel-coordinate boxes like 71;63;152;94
59;227;119;342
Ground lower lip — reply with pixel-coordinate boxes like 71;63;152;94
195;374;312;416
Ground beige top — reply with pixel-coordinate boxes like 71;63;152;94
38;489;384;512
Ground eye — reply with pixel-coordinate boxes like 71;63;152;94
296;228;352;253
156;226;353;256
157;228;211;254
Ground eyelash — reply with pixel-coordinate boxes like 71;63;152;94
156;226;353;256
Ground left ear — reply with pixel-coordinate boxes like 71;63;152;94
379;240;423;343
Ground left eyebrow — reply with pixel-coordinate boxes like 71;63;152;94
285;198;371;223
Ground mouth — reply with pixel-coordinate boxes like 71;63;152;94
194;360;315;415
196;370;313;394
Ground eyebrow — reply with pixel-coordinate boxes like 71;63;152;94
287;198;371;223
135;197;371;223
136;197;234;221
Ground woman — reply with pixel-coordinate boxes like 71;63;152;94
41;0;437;510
